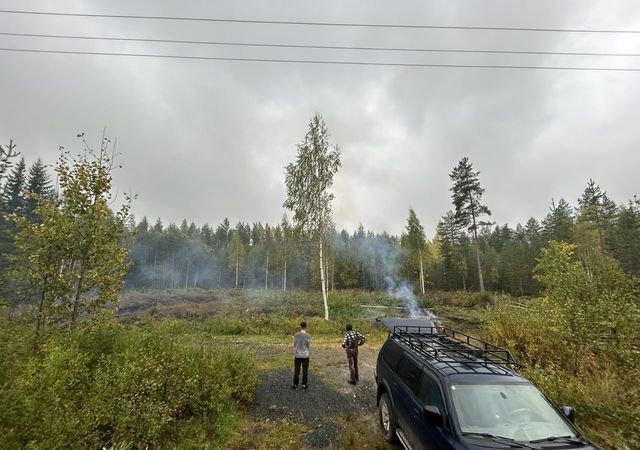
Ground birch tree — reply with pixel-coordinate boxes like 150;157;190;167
449;157;491;292
283;114;341;320
9;133;132;347
401;208;428;294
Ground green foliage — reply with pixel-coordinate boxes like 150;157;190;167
283;113;341;319
1;156;26;214
534;241;640;367
7;136;133;348
0;317;257;449
542;198;575;244
485;242;640;449
577;179;618;254
283;114;341;237
435;211;468;290
400;208;429;293
609;197;640;277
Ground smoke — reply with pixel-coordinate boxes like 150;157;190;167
382;275;439;323
384;276;420;317
330;228;440;322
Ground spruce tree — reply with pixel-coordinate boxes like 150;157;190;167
0;140;19;185
542;198;575;243
24;158;53;221
1;156;26;215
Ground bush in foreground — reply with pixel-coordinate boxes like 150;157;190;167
0;316;257;449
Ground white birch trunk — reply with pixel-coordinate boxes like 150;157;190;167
419;251;425;295
235;254;239;288
319;239;329;320
283;260;287;291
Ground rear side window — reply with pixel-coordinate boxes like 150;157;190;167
397;357;422;393
382;339;403;371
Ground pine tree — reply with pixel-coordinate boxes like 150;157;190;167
449;157;492;292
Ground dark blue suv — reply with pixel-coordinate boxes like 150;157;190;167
374;318;601;450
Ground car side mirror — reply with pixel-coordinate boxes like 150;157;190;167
423;405;445;427
562;406;576;423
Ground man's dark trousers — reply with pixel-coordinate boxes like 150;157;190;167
346;347;358;382
293;357;309;386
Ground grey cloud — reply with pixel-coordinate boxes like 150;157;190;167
1;0;639;236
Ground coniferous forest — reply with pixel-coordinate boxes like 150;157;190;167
1;136;639;304
121;181;640;298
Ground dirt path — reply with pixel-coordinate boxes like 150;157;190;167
230;339;395;449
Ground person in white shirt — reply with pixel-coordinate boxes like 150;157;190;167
292;321;311;390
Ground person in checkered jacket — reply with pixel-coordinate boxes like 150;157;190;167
341;324;366;385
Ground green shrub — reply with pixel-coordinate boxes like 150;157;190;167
0;318;257;449
483;243;640;450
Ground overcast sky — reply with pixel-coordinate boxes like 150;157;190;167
1;0;639;237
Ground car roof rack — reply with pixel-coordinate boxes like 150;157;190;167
391;324;521;375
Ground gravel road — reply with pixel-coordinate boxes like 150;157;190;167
248;345;383;449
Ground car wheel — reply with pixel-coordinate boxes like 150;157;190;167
379;393;398;443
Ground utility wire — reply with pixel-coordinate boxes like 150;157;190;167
1;47;639;71
1;31;639;57
0;9;639;34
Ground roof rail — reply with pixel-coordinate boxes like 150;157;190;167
392;325;520;374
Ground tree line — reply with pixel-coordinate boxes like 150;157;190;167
122;180;639;298
2;123;639;319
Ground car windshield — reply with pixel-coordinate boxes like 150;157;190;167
450;383;576;443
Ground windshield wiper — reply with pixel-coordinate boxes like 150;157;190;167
529;435;586;445
462;432;541;449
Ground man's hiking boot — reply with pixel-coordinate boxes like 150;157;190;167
301;385;308;390
291;385;297;390
348;379;357;385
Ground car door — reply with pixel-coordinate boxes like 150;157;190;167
395;354;422;445
394;356;441;450
404;372;456;450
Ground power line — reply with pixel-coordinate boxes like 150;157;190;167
1;31;639;57
1;9;639;34
1;47;639;71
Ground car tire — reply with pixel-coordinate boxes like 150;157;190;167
379;393;398;443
